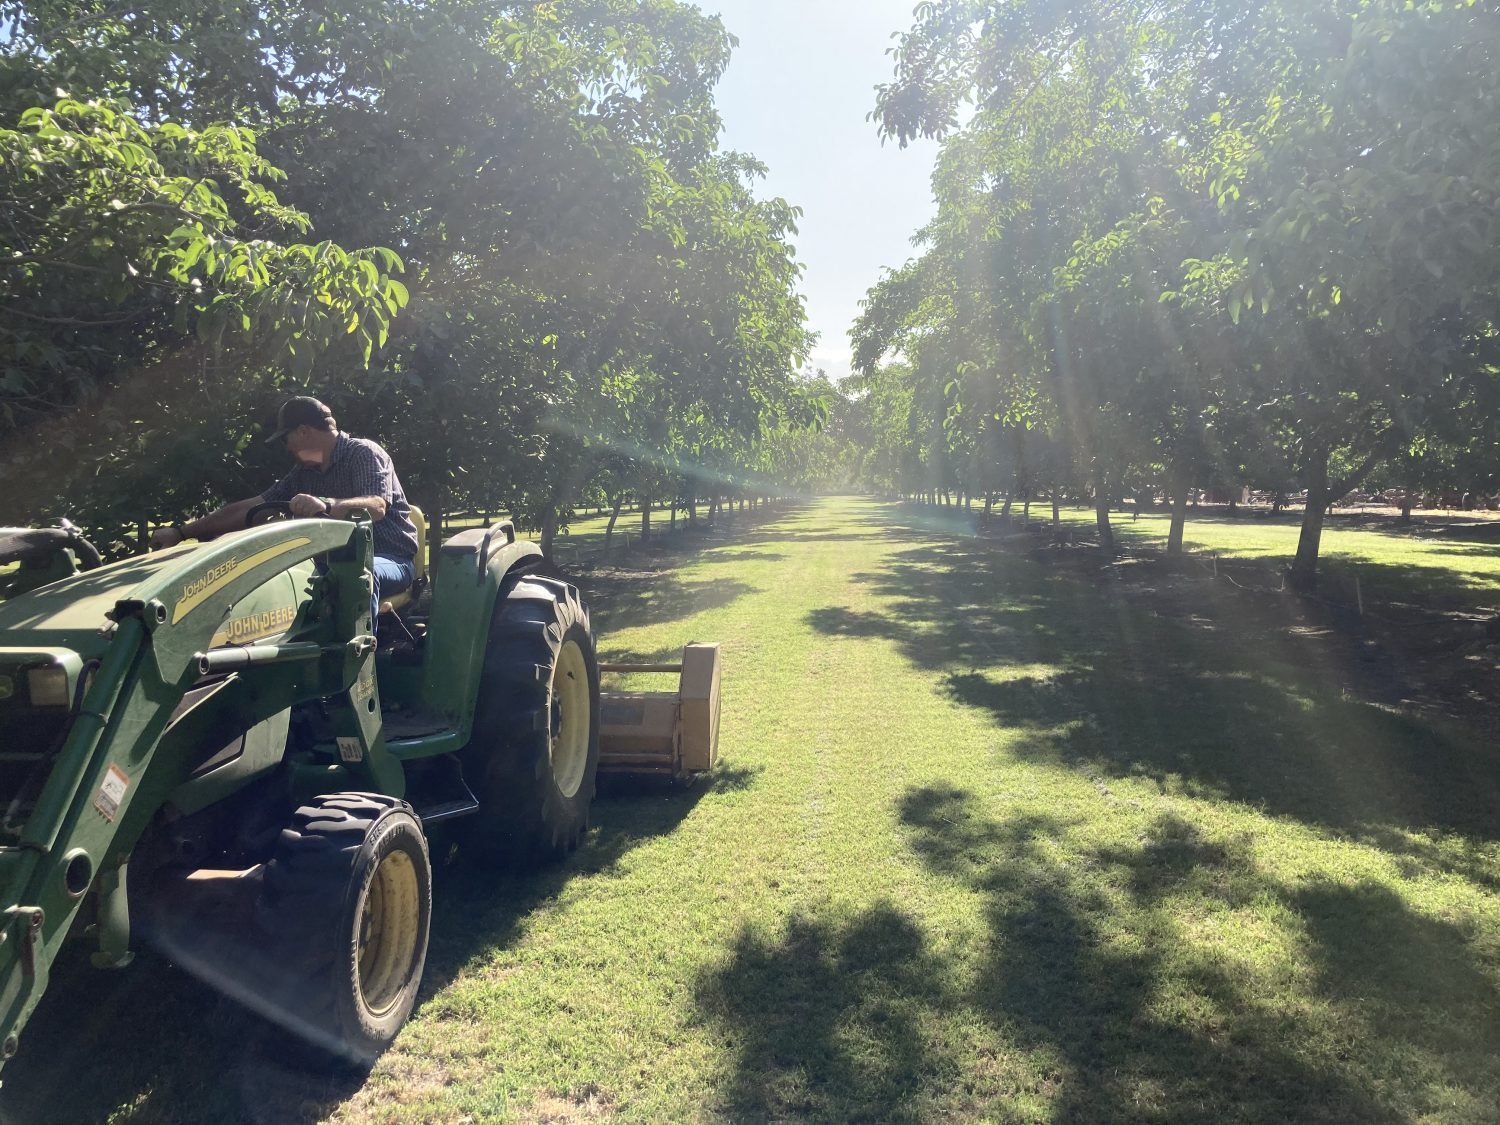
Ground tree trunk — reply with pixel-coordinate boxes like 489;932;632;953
1023;496;1031;521
1399;494;1413;524
670;500;678;531
1292;434;1391;587
1167;470;1190;556
999;494;1013;521
1095;490;1115;552
539;509;560;559
1052;492;1060;524
1011;427;1028;521
640;495;652;543
604;493;623;547
1290;447;1330;590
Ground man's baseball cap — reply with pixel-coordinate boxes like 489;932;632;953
266;396;335;444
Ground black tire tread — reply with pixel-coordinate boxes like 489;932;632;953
254;792;431;1063
461;574;600;869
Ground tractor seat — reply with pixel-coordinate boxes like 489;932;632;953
379;504;428;617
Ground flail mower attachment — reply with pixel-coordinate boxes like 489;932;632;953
597;643;721;780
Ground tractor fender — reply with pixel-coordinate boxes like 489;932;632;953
420;524;545;735
438;521;542;591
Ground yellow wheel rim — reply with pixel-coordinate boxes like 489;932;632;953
356;847;420;1017
551;639;591;799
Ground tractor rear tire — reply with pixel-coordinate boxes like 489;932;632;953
255;793;432;1064
461;574;601;870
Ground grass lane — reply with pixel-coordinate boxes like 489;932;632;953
5;496;1498;1123
366;497;1500;1122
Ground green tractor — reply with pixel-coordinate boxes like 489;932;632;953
0;506;618;1069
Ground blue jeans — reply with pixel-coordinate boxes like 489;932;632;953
372;555;415;629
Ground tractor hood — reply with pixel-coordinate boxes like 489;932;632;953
0;533;319;660
0;543;200;660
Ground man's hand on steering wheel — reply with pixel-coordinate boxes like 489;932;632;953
149;526;185;550
289;493;332;518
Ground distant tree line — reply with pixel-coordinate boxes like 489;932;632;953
0;0;822;561
842;0;1500;587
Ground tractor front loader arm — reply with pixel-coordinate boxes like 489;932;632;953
0;518;378;1071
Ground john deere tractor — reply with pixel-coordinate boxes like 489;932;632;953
0;506;612;1069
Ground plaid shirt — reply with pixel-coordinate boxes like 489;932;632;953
261;432;419;561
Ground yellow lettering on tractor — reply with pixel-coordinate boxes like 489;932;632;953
172;539;312;624
207;605;299;649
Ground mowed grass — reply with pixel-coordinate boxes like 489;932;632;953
7;496;1500;1123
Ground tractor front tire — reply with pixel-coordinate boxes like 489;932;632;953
461;574;601;869
256;793;432;1064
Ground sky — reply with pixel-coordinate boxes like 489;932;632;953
705;1;942;382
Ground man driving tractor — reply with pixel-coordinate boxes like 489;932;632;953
151;396;420;627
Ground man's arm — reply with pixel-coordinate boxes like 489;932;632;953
188;498;266;538
328;495;388;520
286;494;388;520
150;497;262;549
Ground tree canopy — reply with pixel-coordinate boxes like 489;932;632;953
851;0;1500;584
0;0;817;553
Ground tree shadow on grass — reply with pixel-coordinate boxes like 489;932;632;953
695;499;937;549
696;787;1492;1120
583;571;758;634
1289;880;1499;1096
1420;543;1500;560
755;527;935;545
805;539;1500;854
946;671;1500;850
0;768;754;1125
907;786;1489;1120
693;902;954;1120
698;549;791;564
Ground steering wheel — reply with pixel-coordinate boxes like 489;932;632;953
66;532;103;570
54;520;102;570
0;525;103;571
244;501;294;528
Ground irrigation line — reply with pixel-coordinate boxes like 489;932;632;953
979;516;1495;635
1170;547;1483;630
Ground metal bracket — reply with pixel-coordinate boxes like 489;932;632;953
476;520;516;582
2;908;43;979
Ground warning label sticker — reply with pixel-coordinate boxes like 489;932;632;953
93;763;129;821
336;737;364;763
